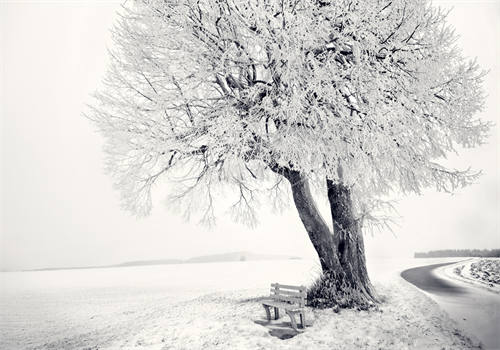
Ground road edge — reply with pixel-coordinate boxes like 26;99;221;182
434;259;500;295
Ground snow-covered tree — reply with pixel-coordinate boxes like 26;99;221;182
89;0;489;307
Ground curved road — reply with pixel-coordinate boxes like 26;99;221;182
401;261;500;349
401;262;467;295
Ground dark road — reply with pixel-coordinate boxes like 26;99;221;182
400;262;466;295
401;261;500;349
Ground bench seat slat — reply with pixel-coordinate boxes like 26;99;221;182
271;283;306;291
270;294;304;305
262;299;303;312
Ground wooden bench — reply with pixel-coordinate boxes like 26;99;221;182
262;283;307;331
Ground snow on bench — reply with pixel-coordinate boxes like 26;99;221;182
261;283;307;331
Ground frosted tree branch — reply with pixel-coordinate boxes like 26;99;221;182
89;0;490;226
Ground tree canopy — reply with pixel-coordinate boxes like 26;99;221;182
89;0;489;225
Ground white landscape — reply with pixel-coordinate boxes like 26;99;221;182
1;0;499;349
0;257;482;349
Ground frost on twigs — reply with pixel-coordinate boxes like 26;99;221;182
88;0;489;226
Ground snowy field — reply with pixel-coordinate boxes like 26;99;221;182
451;258;500;293
0;257;477;349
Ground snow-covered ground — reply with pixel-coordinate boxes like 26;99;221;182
0;258;479;349
447;258;500;294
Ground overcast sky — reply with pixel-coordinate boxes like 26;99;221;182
1;0;498;271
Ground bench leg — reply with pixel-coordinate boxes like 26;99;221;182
263;305;271;321
299;312;306;329
274;307;280;320
286;311;298;331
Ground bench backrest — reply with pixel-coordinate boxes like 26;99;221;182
270;283;307;307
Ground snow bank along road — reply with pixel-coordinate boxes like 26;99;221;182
401;261;500;349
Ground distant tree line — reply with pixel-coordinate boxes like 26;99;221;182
415;249;500;258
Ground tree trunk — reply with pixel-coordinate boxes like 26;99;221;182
286;171;340;273
326;179;375;302
284;170;376;308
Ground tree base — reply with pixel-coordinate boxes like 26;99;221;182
307;270;378;310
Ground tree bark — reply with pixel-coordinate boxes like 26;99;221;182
286;171;341;272
281;169;376;307
326;179;375;301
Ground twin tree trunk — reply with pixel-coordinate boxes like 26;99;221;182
284;170;377;308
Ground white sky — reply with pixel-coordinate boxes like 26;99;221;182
0;0;498;271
